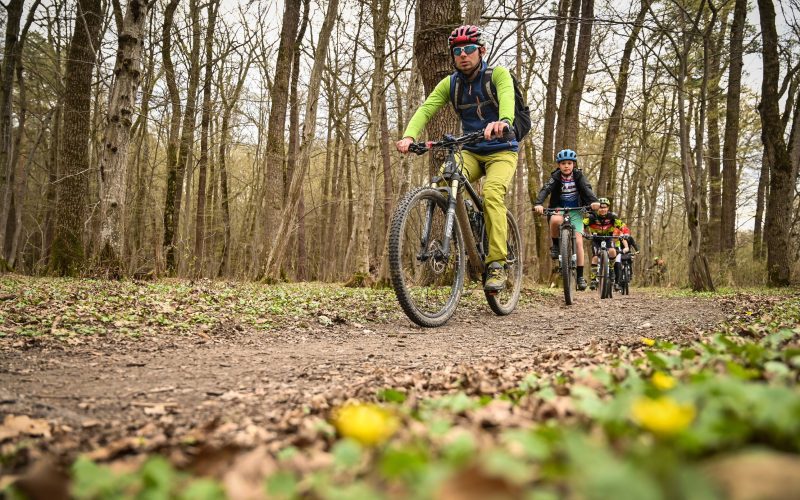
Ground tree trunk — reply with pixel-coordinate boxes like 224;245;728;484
721;0;746;264
758;0;793;286
352;0;390;284
554;0;581;149
694;8;716;259
597;0;649;197
561;0;594;150
169;0;202;274
537;0;570;281
675;8;714;292
193;0;219;277
542;0;568;170
50;0;103;276
465;0;483;25
98;0;150;277
415;0;461;167
380;100;393;241
263;0;340;281
0;0;24;256
161;0;182;273
753;155;769;260
41;104;61;271
262;0;301;263
706;10;727;257
288;0;309;280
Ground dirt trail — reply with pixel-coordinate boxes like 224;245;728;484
2;290;729;442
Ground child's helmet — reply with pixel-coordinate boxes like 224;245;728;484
598;197;610;206
556;149;578;163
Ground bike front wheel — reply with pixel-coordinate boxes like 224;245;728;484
486;211;523;315
389;187;465;327
599;251;611;299
560;227;574;305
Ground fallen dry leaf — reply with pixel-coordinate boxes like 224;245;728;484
703;450;800;500
0;415;51;441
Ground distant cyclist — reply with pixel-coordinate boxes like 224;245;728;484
533;149;599;290
583;197;627;289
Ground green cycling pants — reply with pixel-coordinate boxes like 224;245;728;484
446;149;517;264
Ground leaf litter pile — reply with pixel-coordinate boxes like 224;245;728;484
1;275;799;499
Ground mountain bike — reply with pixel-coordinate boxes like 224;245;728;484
541;207;590;306
585;235;623;299
619;251;635;295
388;132;523;327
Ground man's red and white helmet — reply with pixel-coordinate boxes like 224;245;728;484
448;25;485;49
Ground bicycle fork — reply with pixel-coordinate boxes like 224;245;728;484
418;180;461;263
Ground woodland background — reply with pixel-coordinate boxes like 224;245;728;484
0;0;798;291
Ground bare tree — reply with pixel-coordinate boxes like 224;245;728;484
657;0;715;291
262;0;301;266
352;0;391;285
758;0;794;286
161;0;182;272
597;0;650;197
465;0;483;25
560;0;594;150
98;0;152;277
415;0;461;162
721;0;746;264
50;0;103;275
193;0;220;276
288;0;310;279
263;0;340;281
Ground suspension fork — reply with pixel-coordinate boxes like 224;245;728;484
439;178;461;258
418;196;437;259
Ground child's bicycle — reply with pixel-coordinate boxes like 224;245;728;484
541;207;591;306
388;132;523;327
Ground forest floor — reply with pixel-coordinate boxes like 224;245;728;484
0;275;798;498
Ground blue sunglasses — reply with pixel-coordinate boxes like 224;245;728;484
453;44;480;56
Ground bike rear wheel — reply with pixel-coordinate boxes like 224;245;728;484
599;251;611;299
560;227;574;305
388;187;465;327
486;211;523;315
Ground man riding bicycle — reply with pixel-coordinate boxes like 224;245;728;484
583;197;628;289
396;25;518;292
533;149;600;290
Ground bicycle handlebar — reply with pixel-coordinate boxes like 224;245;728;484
540;206;592;215
583;234;629;240
407;129;515;155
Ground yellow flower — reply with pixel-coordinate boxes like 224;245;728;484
651;372;677;391
641;337;656;347
631;397;695;436
333;403;398;446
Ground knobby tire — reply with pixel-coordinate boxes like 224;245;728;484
388;187;465;327
486;211;523;315
560;227;574;305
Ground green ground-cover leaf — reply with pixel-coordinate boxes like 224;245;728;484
11;288;793;499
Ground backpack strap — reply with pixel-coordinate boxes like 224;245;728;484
449;71;462;114
482;67;499;109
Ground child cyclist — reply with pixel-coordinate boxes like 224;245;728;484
533;149;600;290
583;197;627;289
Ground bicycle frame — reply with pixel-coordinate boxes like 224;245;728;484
414;133;486;274
543;207;588;270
